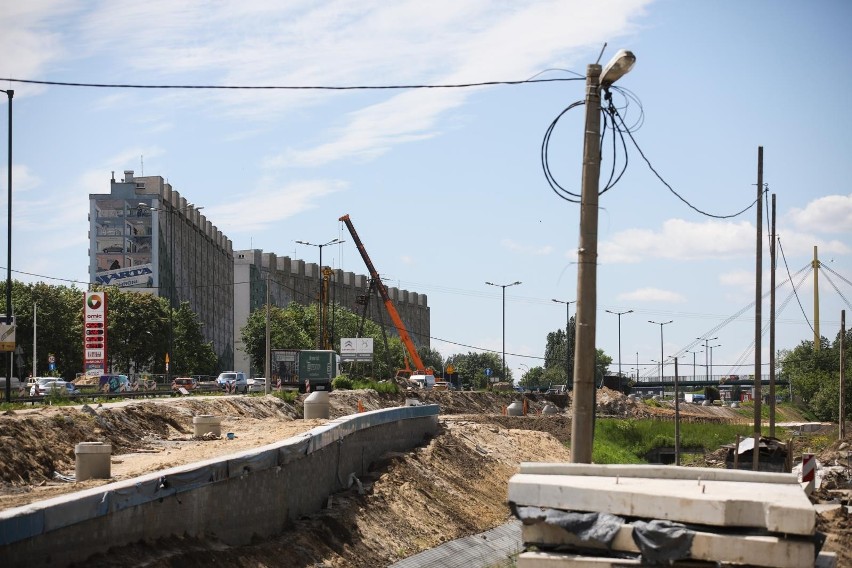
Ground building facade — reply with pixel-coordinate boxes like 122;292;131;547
233;249;430;377
88;171;234;369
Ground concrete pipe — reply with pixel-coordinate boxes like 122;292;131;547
304;390;331;419
192;414;222;437
507;401;524;416
75;442;112;481
541;402;559;415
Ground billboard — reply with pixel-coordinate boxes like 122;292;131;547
93;263;154;288
340;337;373;362
83;291;108;374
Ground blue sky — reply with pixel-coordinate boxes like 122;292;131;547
1;0;851;381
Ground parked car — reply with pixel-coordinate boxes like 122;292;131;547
65;382;80;395
216;371;247;393
247;377;267;393
171;377;198;392
30;377;68;396
102;244;124;253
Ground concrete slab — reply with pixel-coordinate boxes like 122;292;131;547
509;473;815;535
517;551;642;567
518;463;798;485
522;520;814;568
816;552;837;568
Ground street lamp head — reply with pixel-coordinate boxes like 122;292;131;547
601;49;636;86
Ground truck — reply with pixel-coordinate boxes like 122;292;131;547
270;349;341;393
339;214;436;390
297;350;340;393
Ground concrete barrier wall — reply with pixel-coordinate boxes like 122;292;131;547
0;404;440;568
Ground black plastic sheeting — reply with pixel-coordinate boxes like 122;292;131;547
512;505;696;565
630;519;694;564
512;505;624;548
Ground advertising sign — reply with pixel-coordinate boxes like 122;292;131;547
0;315;15;352
83;292;108;374
340;337;373;362
93;263;154;288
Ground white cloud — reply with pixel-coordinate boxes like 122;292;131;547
617;287;686;303
400;255;414;265
205;178;347;233
601;217;850;264
0;165;41;194
23;1;650;165
788;193;852;233
501;238;553;256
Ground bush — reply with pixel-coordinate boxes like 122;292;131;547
332;376;354;390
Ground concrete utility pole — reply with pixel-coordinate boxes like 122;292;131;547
571;63;603;464
650;320;672;382
769;193;777;438
841;310;846;440
572;50;635;464
753;146;763;472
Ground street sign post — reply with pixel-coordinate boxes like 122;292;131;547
0;315;15;352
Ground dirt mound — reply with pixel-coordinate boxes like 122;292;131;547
79;418;571;567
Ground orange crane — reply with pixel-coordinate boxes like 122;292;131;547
339;214;429;378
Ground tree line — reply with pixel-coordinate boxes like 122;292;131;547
1;281;217;380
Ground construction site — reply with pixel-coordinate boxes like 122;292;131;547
0;388;849;567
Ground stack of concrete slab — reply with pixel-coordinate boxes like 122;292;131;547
508;463;837;567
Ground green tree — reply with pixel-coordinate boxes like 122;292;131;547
103;287;168;375
780;330;852;421
172;302;218;375
6;281;84;380
449;351;507;389
543;317;612;386
519;366;546;390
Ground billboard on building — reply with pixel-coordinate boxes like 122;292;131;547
93;263;154;288
83;291;108;374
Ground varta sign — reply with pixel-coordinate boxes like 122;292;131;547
94;264;154;288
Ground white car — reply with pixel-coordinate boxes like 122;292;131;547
247;377;267;393
216;371;247;393
30;377;68;396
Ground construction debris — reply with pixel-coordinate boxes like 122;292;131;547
509;463;837;567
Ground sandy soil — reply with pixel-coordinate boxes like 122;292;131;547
1;389;849;567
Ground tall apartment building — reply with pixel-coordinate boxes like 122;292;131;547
234;249;430;377
88;171;234;368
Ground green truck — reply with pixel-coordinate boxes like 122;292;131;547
271;349;340;393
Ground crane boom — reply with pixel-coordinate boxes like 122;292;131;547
339;214;427;373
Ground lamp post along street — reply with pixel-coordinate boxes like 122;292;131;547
708;344;721;383
571;49;635;464
698;337;717;381
649;320;672;382
687;350;700;383
486;281;521;381
296;238;343;349
606;309;632;378
2;89;12;403
552;299;575;388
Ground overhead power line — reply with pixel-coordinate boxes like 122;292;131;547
0;76;581;91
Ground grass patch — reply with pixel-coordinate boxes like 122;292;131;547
271;389;299;403
592;419;758;464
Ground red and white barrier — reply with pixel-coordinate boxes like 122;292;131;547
801;453;815;494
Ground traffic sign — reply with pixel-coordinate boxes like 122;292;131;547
446;364;455;374
485;368;492;376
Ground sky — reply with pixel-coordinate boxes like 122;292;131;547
1;0;851;383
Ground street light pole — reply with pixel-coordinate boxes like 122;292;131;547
572;50;636;464
296;238;343;349
605;309;633;378
552;298;575;388
1;89;12;402
686;349;700;383
698;336;718;381
486;281;521;381
649;320;672;382
708;344;721;382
